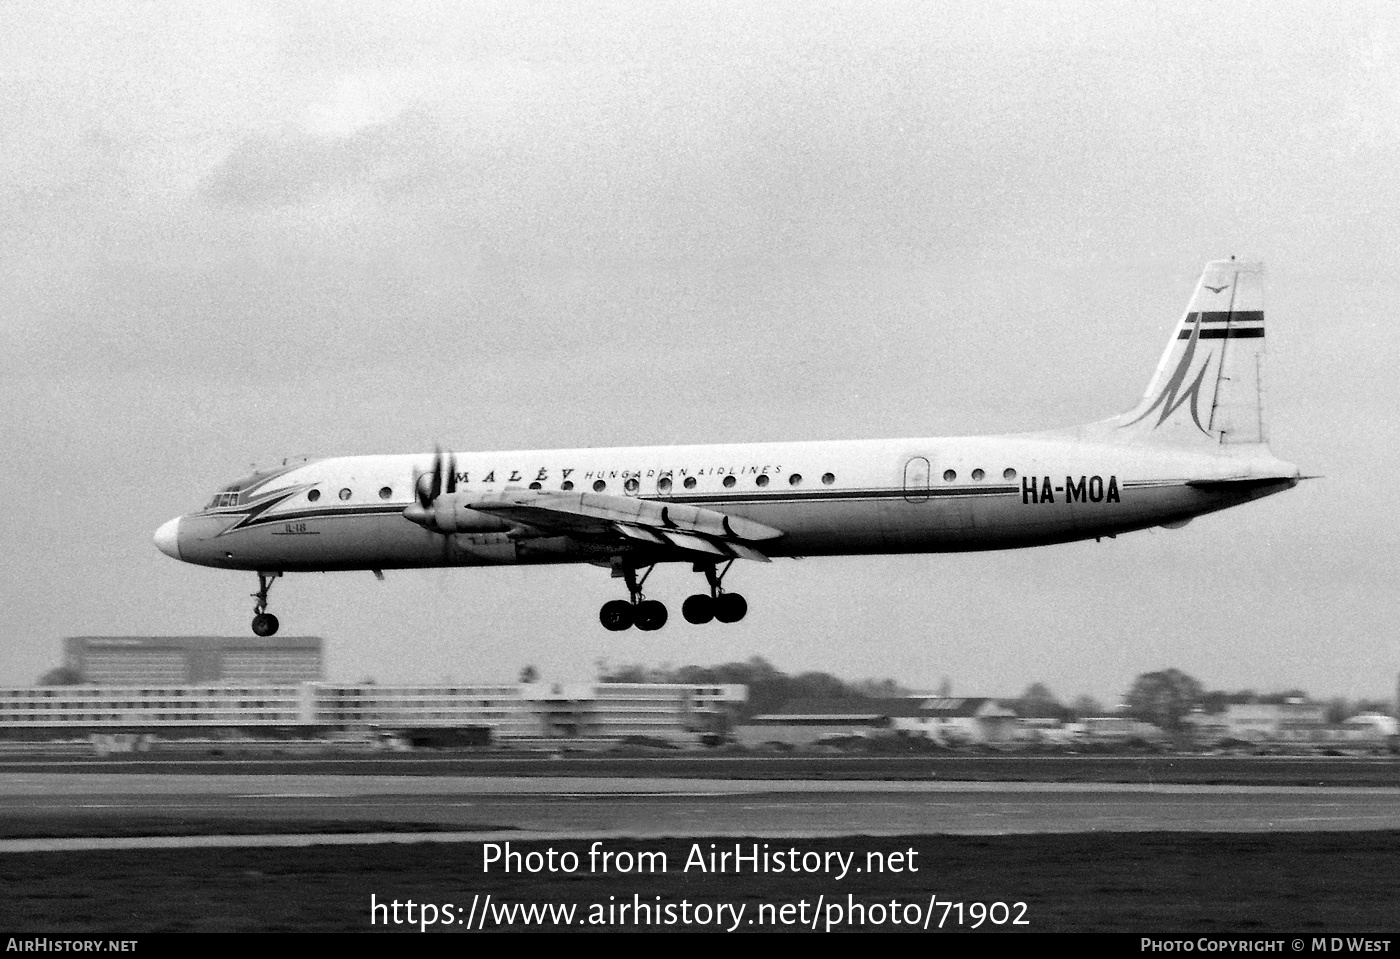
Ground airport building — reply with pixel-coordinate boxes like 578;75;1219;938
0;681;747;745
1073;716;1169;742
733;696;1016;746
64;636;323;685
1185;701;1365;743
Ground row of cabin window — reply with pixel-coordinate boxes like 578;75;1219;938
617;471;838;493
303;472;841;502
300;468;1017;503
940;468;1019;482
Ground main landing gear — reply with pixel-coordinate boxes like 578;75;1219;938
598;561;747;632
599;566;668;632
681;561;747;625
250;571;281;637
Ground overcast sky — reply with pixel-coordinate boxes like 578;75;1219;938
3;1;1398;704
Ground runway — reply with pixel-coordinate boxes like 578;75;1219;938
5;772;1400;851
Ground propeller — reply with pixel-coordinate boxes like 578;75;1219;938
405;447;457;531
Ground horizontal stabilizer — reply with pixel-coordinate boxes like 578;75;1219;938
1186;477;1299;493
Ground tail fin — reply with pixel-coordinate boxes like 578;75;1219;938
1112;260;1267;447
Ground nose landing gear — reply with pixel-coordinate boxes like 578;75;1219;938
250;571;282;637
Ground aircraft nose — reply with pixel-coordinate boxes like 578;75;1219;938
154;517;183;561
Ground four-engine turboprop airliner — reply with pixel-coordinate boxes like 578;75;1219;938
155;260;1299;636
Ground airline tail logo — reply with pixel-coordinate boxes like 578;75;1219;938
1124;313;1213;434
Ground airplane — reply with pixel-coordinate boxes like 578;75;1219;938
155;259;1299;637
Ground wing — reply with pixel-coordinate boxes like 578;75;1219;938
430;489;783;563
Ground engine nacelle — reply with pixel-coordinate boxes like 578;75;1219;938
403;496;513;534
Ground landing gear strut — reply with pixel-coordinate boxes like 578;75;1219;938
599;560;748;631
599;565;668;632
683;561;747;625
250;571;281;637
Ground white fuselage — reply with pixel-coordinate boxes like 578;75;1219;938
151;260;1300;637
159;431;1299;573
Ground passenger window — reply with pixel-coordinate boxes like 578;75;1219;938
307;489;321;502
528;482;542;490
789;473;802;486
943;470;956;482
1003;468;1017;480
624;478;639;493
755;475;769;487
593;480;606;492
822;473;835;485
378;486;392;499
338;488;352;501
723;476;736;488
683;477;697;489
971;469;984;481
561;480;574;491
658;477;673;493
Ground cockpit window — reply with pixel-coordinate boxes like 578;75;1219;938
202;462;304;511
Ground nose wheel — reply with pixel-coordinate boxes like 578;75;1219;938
599;565;669;632
250;572;282;637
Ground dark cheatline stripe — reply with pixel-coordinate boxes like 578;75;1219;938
224;489;1028;531
1178;328;1265;340
675;486;1022;506
224;479;1219;530
1187;311;1265;324
232;503;407;530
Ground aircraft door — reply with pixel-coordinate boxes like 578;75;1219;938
903;456;930;503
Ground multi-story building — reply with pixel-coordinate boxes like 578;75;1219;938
0;681;746;744
733;696;1015;746
0;685;314;731
1187;700;1331;742
64;636;323;685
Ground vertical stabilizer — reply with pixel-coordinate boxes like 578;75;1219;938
1113;260;1267;446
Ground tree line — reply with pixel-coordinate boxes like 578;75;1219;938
595;656;912;718
593;660;1393;728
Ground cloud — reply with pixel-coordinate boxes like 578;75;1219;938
199;107;447;208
